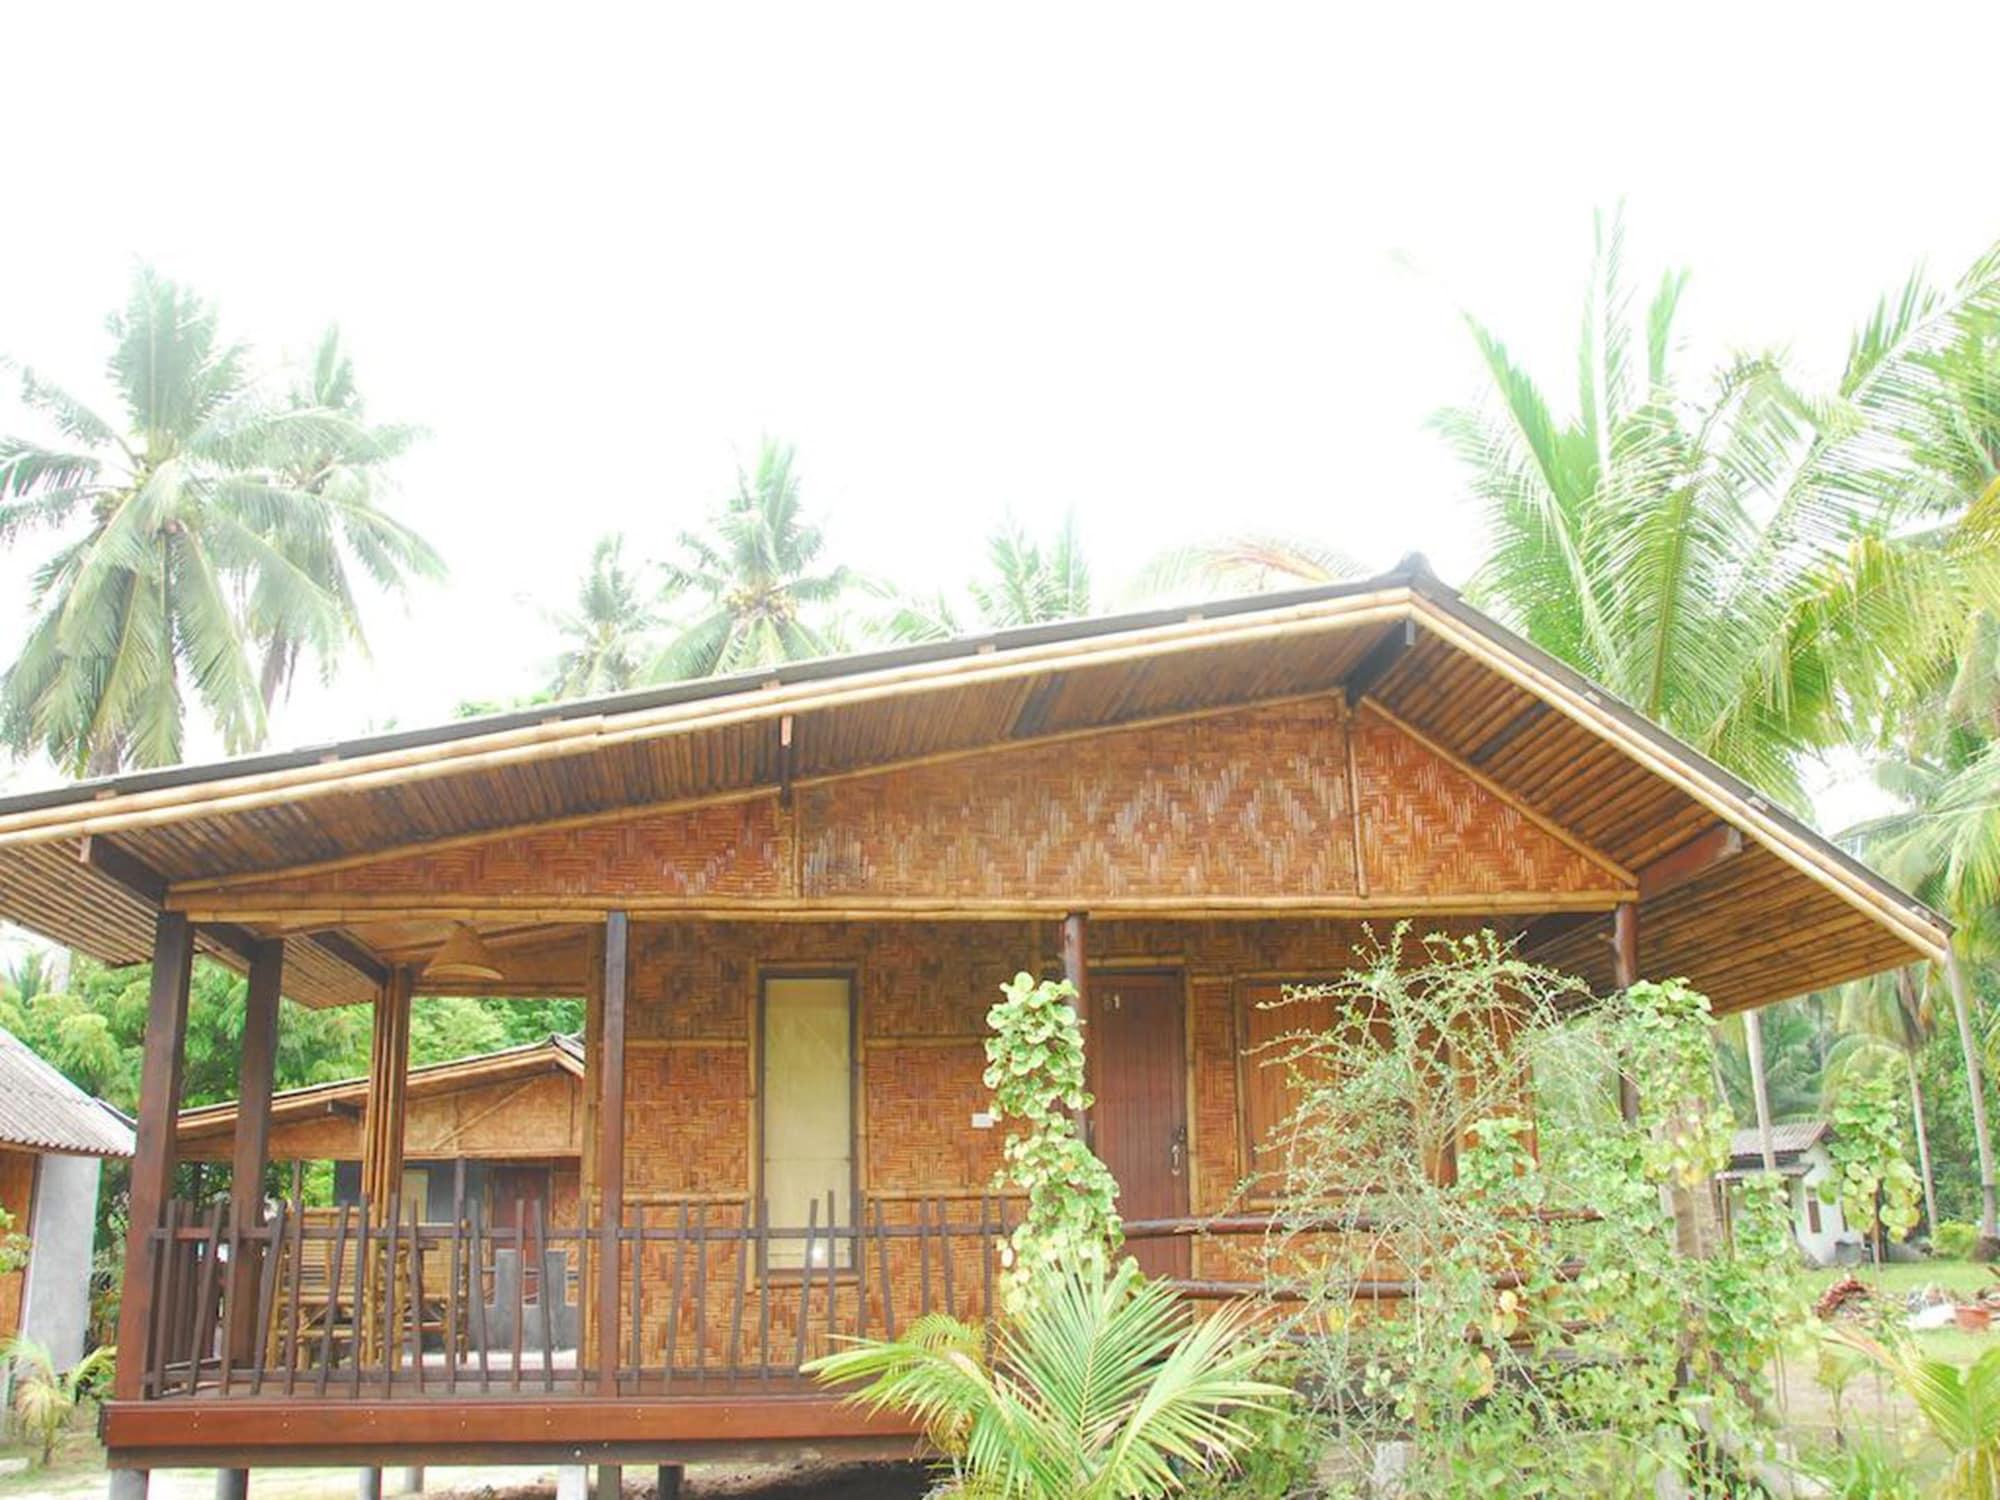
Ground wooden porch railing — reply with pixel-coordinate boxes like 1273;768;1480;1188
140;1190;1021;1400
142;1199;1590;1400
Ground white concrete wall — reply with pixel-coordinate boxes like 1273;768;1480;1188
1793;1146;1849;1265
20;1153;101;1369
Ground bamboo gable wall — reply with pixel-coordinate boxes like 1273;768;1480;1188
188;700;1631;918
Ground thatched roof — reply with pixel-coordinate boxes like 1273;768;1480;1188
0;558;1948;1013
0;1025;135;1158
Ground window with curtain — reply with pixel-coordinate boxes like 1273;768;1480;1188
762;975;854;1269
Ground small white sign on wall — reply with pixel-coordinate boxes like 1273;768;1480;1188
970;1112;996;1129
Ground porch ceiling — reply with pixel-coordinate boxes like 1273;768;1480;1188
0;559;1948;1014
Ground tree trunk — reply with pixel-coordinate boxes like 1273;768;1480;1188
1744;1009;1778;1173
1944;948;1999;1252
1907;1051;1940;1235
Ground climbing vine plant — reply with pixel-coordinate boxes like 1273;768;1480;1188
1250;927;1806;1497
982;972;1123;1312
1826;1067;1923;1249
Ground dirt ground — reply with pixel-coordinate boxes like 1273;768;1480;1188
0;1453;936;1499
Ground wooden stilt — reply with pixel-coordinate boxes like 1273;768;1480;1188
114;911;196;1402
228;938;285;1367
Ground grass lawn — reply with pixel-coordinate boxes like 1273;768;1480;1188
1803;1257;2000;1365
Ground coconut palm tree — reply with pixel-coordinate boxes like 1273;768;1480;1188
1440;213;2000;807
249;327;442;711
0;271;427;773
806;1255;1282;1498
547;534;658;698
1442;210;2000;1237
649;440;857;678
877;513;1094;643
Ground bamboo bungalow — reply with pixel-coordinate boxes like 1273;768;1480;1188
0;558;1955;1490
175;1034;586;1232
0;1027;134;1368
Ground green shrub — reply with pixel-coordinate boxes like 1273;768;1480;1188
1795;1437;1922;1499
1254;927;1808;1498
1934;1219;1980;1259
807;1256;1285;1498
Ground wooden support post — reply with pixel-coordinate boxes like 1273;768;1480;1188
596;911;629;1398
1062;912;1091;1138
658;1465;685;1498
1612;902;1640;1124
114;911;196;1401
594;1465;622;1500
360;967;414;1214
228;938;285;1364
580;924;605;1358
358;966;412;1365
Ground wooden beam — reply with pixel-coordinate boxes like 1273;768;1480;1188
102;1393;920;1458
113;911;196;1400
1613;902;1639;1124
1636;822;1743;902
596;912;629;1397
78;834;263;965
777;716;795;809
1344;618;1416;707
228;939;285;1363
1518;909;1604;958
79;833;165;902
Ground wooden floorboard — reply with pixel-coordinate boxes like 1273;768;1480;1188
103;1393;920;1467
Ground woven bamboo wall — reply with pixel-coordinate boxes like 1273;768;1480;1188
0;1147;32;1341
207;700;1627;914
237;799;786;901
799;701;1362;899
613;916;1513;1314
1350;712;1609;897
179;1069;586;1164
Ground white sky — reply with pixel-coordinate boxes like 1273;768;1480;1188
2;2;1997;846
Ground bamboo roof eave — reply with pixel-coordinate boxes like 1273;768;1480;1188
0;558;1953;1016
0;591;1417;848
1404;593;1951;966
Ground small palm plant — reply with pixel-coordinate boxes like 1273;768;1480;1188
1825;1327;2000;1498
0;1337;115;1467
806;1255;1284;1499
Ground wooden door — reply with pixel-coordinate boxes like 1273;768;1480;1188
490;1165;552;1296
1089;972;1190;1278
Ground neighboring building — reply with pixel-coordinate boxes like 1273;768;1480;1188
0;557;1955;1487
0;1027;135;1368
175;1033;584;1228
1720;1121;1851;1265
